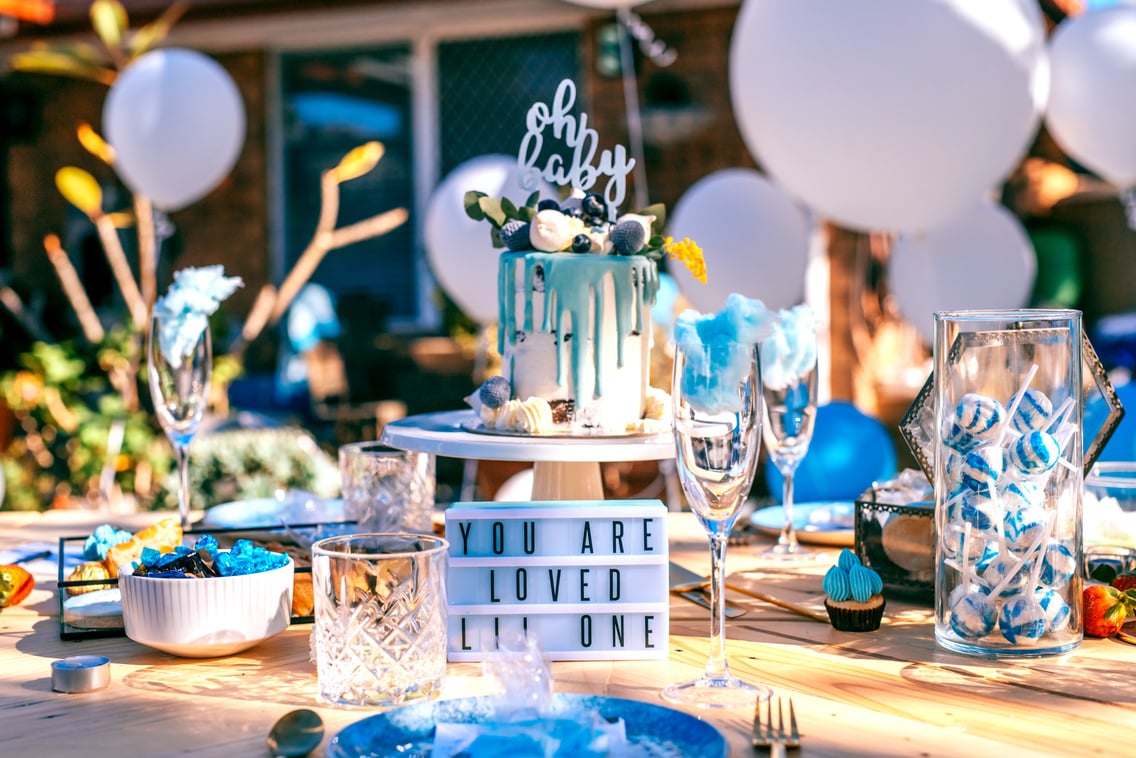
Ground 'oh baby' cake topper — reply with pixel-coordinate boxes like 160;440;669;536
517;79;635;211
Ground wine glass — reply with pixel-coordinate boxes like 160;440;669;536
761;355;818;560
147;312;211;531
663;339;771;709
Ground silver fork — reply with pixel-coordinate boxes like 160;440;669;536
752;697;800;754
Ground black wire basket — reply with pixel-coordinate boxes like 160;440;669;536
55;520;356;641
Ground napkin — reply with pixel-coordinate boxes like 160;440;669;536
432;713;628;758
432;636;631;757
0;541;83;576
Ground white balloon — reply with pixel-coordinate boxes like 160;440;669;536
1047;7;1136;188
889;201;1037;345
669;168;810;312
730;0;1048;233
103;49;245;211
424;155;555;325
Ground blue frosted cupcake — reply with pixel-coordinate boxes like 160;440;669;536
823;549;886;632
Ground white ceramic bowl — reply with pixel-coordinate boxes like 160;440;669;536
119;558;294;658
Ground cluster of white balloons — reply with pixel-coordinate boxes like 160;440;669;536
424;2;1135;336
1047;6;1136;189
668;168;810;313
104;48;245;211
424;155;555;325
724;0;1136;342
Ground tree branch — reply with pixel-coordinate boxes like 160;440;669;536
94;214;147;329
44;234;106;344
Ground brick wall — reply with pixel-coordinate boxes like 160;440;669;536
4;51;273;368
587;5;756;215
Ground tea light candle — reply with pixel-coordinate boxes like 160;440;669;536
51;655;111;693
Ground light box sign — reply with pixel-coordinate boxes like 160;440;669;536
444;500;669;661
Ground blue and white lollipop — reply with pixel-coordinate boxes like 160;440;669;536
1011;387;1053;434
1003;505;1049;553
1007;430;1061;476
998;593;1048;644
1039;541;1076;588
1036;587;1071;633
941;523;999;570
949;589;997;639
982;552;1031;598
955;393;1005;441
960;445;1003;495
958;491;999;532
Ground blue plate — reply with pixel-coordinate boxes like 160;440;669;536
201;496;344;530
750;501;855;546
327;693;727;758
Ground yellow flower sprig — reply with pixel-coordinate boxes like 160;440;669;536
665;236;707;284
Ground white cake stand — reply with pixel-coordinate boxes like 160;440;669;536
379;409;675;501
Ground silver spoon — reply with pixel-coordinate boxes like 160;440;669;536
267;708;324;758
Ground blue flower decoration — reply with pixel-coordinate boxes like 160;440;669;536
152;265;243;367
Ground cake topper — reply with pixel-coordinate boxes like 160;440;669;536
517;79;635;211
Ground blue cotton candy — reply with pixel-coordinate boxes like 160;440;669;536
760;304;817;391
82;523;133;561
674;295;772;416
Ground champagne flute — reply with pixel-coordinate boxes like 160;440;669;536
147;312;211;531
761;355;818;559
663;339;770;708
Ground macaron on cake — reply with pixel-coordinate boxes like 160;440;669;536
823;549;886;632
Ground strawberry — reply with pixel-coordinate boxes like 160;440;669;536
1083;584;1136;638
1111;573;1136;593
0;565;34;608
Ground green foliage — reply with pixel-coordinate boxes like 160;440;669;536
150;428;340;512
6;0;188;85
0;326;172;511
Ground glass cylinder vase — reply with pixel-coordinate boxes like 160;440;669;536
933;309;1083;657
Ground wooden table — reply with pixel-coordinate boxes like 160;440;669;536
2;509;1134;757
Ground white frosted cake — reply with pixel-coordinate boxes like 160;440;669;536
462;78;704;435
498;250;659;432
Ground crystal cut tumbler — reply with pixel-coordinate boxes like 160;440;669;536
311;533;448;706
